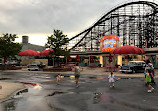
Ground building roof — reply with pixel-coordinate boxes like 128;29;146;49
21;43;45;52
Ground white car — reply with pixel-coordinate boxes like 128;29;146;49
27;64;39;71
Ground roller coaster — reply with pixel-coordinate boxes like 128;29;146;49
68;1;158;52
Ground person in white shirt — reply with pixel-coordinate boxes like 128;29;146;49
108;72;115;88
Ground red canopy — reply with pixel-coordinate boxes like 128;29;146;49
90;55;94;62
18;49;40;56
138;47;145;54
110;45;145;54
40;48;53;56
108;54;112;62
68;56;72;62
76;54;80;62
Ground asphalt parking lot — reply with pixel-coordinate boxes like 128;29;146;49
0;68;158;111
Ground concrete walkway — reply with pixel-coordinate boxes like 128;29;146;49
0;81;26;102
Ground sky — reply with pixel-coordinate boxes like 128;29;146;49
0;0;156;46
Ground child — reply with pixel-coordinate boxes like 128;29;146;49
108;72;115;88
56;73;61;85
145;70;154;93
74;66;80;87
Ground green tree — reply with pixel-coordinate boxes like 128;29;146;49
0;33;22;65
45;29;70;66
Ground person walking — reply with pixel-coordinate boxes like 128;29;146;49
143;55;155;84
145;69;154;93
108;72;115;88
74;66;80;88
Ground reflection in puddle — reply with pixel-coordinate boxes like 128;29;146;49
62;75;70;78
96;77;133;80
97;77;107;80
45;77;51;78
16;89;28;96
0;100;16;111
70;75;75;79
47;91;65;97
92;92;154;111
109;97;147;110
54;75;70;78
20;82;37;86
89;77;97;79
0;88;29;111
93;92;110;104
0;78;10;80
0;83;46;111
33;84;42;90
120;77;134;79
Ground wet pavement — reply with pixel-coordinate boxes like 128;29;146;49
0;71;158;111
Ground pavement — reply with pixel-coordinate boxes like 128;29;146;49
0;67;157;103
0;81;26;102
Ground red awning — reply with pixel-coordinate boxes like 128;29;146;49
90;55;94;62
68;56;72;62
40;48;53;56
18;49;40;56
76;54;80;62
110;45;145;54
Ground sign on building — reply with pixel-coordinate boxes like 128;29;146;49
100;35;119;52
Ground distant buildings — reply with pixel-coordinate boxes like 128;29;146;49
18;36;47;65
21;36;45;52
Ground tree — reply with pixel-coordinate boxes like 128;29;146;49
0;33;22;64
45;29;70;66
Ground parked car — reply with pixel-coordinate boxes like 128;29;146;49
32;61;45;68
5;60;21;66
27;64;40;71
120;61;145;73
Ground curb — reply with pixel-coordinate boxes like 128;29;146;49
0;84;28;103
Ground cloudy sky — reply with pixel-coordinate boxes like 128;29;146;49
0;0;156;46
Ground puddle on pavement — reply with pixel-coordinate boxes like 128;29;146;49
120;77;134;79
92;92;156;111
34;75;52;79
97;77;107;80
54;75;71;78
93;92;132;104
96;77;135;80
16;89;28;96
32;84;42;90
46;91;65;97
63;75;70;78
70;75;75;78
93;92;110;104
1;82;75;111
14;83;42;99
109;97;152;111
0;83;47;111
89;77;97;79
0;78;10;80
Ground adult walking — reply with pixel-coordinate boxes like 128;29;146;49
143;56;153;71
143;55;155;84
145;69;154;93
74;66;81;88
